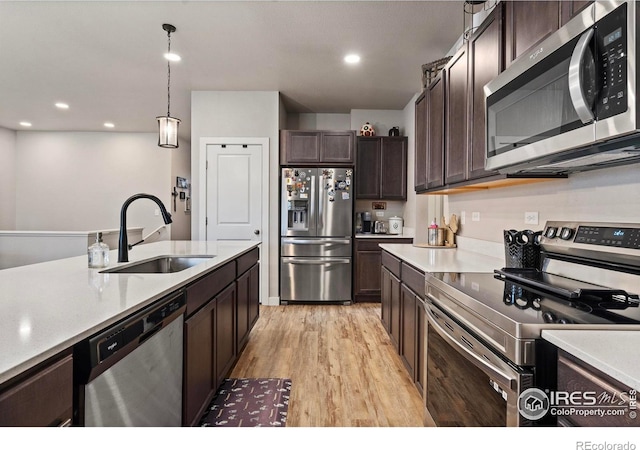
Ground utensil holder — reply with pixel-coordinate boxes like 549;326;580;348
503;229;542;269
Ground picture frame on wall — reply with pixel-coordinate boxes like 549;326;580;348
176;177;188;189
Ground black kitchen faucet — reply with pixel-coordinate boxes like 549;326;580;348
118;193;172;262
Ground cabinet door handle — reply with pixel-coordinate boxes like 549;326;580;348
57;418;72;427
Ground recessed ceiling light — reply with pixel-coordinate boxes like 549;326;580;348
19;121;32;127
164;53;181;62
55;102;69;109
344;54;361;64
104;122;115;128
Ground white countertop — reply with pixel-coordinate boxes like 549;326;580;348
542;330;640;391
378;243;503;273
355;233;414;239
0;240;258;385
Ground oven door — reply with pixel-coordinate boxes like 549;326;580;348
424;301;534;427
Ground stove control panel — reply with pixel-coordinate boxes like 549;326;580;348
574;226;640;249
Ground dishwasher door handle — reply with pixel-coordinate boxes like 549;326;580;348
139;323;163;344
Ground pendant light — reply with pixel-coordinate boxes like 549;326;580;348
157;23;180;148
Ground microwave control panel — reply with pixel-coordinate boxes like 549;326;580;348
596;2;627;120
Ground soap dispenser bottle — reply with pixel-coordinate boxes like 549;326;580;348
88;232;110;268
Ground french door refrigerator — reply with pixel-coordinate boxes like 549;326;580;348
280;167;353;303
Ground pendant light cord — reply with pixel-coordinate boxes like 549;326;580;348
167;29;172;117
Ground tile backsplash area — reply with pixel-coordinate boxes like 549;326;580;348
355;200;409;232
445;164;640;244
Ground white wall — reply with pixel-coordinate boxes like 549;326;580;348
350;109;405;137
0;127;16;229
170;143;192;240
13;131;181;238
190;91;280;300
445;163;640;244
286;113;351;130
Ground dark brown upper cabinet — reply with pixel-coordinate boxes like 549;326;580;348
414;1;566;195
504;1;562;67
356;136;407;200
280;130;355;165
560;1;593;26
426;73;445;190
445;45;468;185
467;3;502;180
414;93;427;192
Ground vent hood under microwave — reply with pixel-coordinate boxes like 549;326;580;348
484;1;640;175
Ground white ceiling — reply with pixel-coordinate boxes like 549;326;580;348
0;1;465;142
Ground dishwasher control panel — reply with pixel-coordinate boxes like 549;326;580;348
88;292;185;366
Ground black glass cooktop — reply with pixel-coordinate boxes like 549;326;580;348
429;272;640;326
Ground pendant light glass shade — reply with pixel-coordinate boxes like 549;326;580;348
156;116;181;148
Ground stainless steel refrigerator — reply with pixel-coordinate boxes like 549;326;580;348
280;167;353;303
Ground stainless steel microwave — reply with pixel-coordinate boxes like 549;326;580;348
484;1;640;174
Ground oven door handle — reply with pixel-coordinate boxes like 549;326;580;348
425;304;517;391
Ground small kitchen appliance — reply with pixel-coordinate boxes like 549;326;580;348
425;220;640;427
485;1;640;174
362;211;372;234
373;221;387;234
388;216;403;235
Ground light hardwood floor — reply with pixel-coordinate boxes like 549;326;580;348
230;303;426;427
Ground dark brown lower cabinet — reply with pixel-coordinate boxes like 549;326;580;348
557;350;638;427
355;238;412;303
237;263;259;352
0;350;73;427
389;272;402;353
183;281;238;426
182;246;260;427
215;283;237;388
400;284;417;380
381;251;427;396
184;300;216;427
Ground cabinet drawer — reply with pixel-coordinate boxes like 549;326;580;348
381;251;401;278
557;350;637;427
237;247;259;276
401;262;425;299
186;261;236;317
356;239;384;251
0;353;73;426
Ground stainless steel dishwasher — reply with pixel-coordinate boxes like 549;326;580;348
74;291;185;426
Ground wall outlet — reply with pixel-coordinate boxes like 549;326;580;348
524;211;539;225
375;211;384;217
460;211;466;225
471;212;480;222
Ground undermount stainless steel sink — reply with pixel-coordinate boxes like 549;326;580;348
101;255;215;274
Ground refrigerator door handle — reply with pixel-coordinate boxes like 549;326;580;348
281;238;351;245
282;258;351;264
317;173;324;232
309;174;316;235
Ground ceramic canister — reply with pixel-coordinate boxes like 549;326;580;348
388;216;403;235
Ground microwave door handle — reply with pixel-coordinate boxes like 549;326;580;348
568;28;595;124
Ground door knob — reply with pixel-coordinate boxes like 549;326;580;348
254;229;260;235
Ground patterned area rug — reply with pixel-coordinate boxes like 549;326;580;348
200;378;291;427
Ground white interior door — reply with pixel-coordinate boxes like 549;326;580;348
206;144;262;240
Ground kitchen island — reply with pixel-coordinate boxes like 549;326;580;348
0;240;258;385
